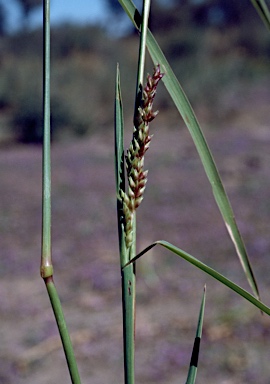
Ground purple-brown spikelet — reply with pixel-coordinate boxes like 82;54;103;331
121;64;164;248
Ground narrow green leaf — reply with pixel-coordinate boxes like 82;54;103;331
115;64;125;196
118;0;260;301
114;65;136;384
114;64;127;267
124;240;270;316
250;0;270;31
186;286;206;384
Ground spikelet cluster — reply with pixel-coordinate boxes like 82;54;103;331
121;64;164;248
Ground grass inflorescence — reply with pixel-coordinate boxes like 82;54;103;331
121;64;164;248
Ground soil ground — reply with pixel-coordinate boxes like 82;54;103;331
1;84;270;383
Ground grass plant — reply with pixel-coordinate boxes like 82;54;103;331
116;0;270;381
39;0;270;383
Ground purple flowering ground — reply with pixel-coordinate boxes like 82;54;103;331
1;83;270;383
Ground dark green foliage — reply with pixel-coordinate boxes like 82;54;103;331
16;0;43;20
12;95;71;143
13;93;43;143
5;28;43;57
0;0;42;34
1;25;118;142
5;24;108;59
0;3;6;36
50;24;108;58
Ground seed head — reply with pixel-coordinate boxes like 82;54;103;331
121;64;164;248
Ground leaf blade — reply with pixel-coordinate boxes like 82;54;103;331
250;0;270;31
124;240;270;316
114;64;127;267
185;286;206;384
114;64;136;384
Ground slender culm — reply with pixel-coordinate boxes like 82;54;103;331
40;1;81;383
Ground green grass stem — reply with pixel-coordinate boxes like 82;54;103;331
45;277;82;384
41;0;52;279
41;2;81;382
134;0;151;110
131;0;151;257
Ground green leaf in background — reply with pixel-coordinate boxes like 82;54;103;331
185;286;206;384
124;240;270;316
250;0;270;31
118;0;260;301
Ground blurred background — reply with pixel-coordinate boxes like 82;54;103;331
1;1;270;383
0;0;270;142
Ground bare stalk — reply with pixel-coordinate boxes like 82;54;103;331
40;1;81;383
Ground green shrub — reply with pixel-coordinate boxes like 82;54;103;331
12;94;72;143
